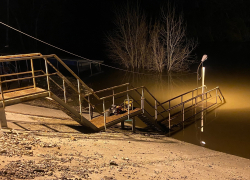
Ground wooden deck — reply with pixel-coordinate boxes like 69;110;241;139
0;87;49;107
90;108;142;130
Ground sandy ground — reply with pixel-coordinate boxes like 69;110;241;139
0;104;250;180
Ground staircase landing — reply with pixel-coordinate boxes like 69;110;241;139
0;87;49;107
90;108;142;130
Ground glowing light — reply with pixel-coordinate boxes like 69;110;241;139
200;141;206;146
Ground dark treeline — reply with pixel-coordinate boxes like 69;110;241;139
0;0;249;58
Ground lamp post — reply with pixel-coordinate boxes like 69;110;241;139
197;54;208;96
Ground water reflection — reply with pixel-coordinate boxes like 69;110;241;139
84;44;250;159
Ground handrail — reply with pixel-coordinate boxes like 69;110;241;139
0;70;43;78
0;72;57;84
0;54;54;62
100;86;144;100
161;85;207;105
0;53;225;132
93;83;129;94
130;85;167;119
0;53;42;59
166;87;221;112
53;55;99;99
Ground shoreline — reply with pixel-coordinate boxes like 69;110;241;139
0;104;250;179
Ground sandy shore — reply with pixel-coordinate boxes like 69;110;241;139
0;104;250;180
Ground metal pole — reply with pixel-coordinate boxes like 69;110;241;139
2;63;7;89
182;103;185;122
192;91;194;106
30;59;36;88
103;99;106;131
195;97;197;114
44;58;50;97
206;93;207;108
197;55;208;96
88;95;92;120
127;85;129;121
168;111;171;130
112;89;115;105
63;79;66;103
15;61;20;87
77;79;82;120
168;101;171;129
141;88;144;113
181;96;183;114
216;88;218;104
202;67;205;101
155;100;157;120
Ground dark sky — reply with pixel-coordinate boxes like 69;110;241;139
0;0;249;60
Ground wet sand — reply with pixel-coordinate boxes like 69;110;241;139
0;104;250;179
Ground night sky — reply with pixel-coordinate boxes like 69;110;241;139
0;0;249;60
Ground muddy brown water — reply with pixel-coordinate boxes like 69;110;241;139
82;43;250;159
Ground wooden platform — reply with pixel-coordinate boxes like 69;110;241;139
90;108;142;130
0;87;49;107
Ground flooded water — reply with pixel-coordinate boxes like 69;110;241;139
83;42;250;159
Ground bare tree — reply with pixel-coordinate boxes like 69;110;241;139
106;2;197;72
106;2;148;70
161;5;197;72
147;21;166;72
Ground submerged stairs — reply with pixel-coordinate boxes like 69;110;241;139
0;53;225;132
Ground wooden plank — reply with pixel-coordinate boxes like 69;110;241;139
90;108;142;129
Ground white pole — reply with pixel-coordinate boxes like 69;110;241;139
201;67;205;132
197;55;208;96
202;67;205;100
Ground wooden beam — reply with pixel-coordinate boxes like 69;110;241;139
0;107;7;128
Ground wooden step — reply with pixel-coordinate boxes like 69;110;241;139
90;108;142;130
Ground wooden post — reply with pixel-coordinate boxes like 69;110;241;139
0;77;8;128
0;107;7;128
121;121;124;129
30;59;36;88
0;78;5;108
132;117;136;133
